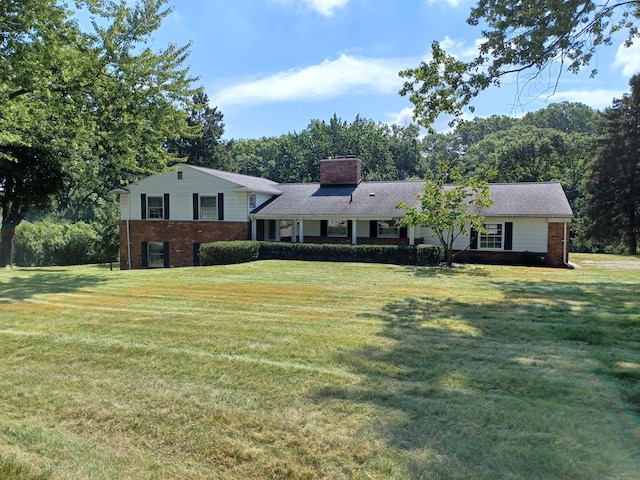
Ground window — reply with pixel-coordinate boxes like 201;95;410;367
480;223;503;249
279;220;293;238
328;219;348;237
177;171;183;180
378;219;400;238
200;196;217;220
148;242;165;267
248;193;256;209
147;196;164;219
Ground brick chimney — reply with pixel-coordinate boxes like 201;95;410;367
320;156;362;186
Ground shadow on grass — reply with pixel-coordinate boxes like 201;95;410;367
405;264;490;278
0;270;109;302
315;279;640;478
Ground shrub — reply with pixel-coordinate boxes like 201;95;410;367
199;241;444;266
13;220;102;266
200;241;261;265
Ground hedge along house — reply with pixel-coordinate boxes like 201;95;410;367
115;157;573;269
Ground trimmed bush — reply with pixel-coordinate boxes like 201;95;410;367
200;241;261;265
200;241;444;266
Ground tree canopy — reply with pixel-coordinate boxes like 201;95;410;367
399;0;640;129
0;0;198;266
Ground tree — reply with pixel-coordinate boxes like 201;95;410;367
165;91;230;170
582;74;640;254
399;0;640;129
397;162;493;267
0;0;197;266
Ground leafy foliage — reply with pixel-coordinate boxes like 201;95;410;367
399;0;640;128
0;0;197;266
581;74;640;254
397;163;493;267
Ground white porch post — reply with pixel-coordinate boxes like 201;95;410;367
251;218;257;241
299;218;304;243
351;219;357;245
409;225;415;246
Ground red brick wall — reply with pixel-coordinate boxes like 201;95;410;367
119;220;250;269
320;157;362;185
547;222;570;267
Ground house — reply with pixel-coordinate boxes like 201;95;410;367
115;157;573;269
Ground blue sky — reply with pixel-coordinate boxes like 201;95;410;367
148;0;639;140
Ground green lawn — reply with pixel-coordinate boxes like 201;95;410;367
1;254;639;479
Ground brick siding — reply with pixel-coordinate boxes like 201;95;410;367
119;220;250;269
320;157;362;185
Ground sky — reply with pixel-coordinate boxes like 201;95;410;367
145;0;640;140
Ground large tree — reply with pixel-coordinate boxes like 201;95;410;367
582;74;640;254
0;0;197;266
399;0;640;128
165;91;230;170
397;162;493;267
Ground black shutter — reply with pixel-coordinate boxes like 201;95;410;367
504;222;513;250
348;220;353;239
141;194;147;220
320;220;328;237
163;242;170;268
399;226;407;239
193;193;199;220
163;194;170;220
268;220;276;240
141;241;148;267
256;220;265;241
470;228;478;249
217;193;224;220
193;243;201;266
369;220;378;238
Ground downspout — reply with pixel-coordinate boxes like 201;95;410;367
126;192;132;270
562;221;572;269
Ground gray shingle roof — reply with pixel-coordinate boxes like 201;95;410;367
186;165;282;195
252;180;573;218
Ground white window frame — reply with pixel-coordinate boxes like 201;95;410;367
479;223;503;250
328;219;348;237
148;242;164;268
200;195;217;220
147;196;164;219
378;219;400;238
248;193;257;210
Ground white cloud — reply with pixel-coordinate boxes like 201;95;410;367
212;54;412;108
614;41;640;77
428;0;462;6
389;107;415;126
552;89;625;110
273;0;351;16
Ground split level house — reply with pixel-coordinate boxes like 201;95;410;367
114;156;573;269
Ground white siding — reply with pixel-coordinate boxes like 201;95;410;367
512;218;548;252
417;218;549;252
122;166;253;222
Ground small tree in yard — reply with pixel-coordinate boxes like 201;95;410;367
397;163;493;267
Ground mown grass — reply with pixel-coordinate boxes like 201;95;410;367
0;254;639;479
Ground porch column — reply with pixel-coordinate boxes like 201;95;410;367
251;218;257;241
409;225;415;246
299;218;304;243
351;219;357;245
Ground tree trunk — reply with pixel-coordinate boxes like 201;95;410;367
0;222;17;267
